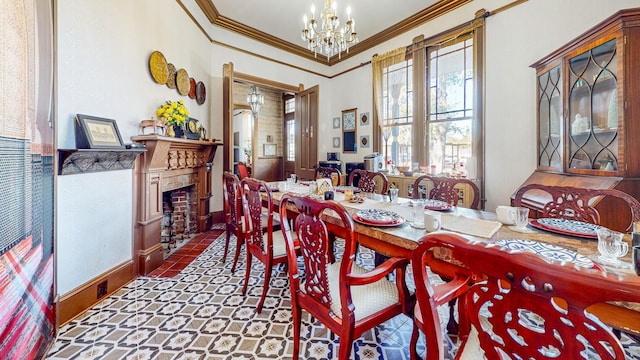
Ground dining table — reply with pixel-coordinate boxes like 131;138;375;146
264;181;640;338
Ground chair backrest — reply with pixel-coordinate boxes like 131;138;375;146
412;232;640;360
279;193;358;321
240;177;276;256
314;166;341;184
222;171;243;233
513;183;640;232
348;169;389;194
237;161;249;179
412;175;481;209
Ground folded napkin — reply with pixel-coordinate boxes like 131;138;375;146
441;213;502;238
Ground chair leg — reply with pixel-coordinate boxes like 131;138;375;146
446;298;459;338
256;262;272;313
410;323;421;360
291;304;302;360
242;252;252;296
338;333;353;360
230;234;243;273
222;229;231;263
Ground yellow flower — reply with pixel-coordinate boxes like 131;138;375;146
157;100;189;126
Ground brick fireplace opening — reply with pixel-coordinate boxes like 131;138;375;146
161;185;198;256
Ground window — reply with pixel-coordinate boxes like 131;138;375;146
427;35;474;174
285;97;295;162
381;59;413;168
286;119;295;161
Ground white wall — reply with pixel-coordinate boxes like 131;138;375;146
56;0;215;295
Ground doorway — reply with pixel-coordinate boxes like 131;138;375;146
222;63;319;180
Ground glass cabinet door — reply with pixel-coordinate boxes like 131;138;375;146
567;39;618;172
537;66;562;170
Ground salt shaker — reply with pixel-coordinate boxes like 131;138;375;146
633;221;640;248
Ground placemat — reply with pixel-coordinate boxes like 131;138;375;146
442;213;502;238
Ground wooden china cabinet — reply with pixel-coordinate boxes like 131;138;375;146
515;8;640;232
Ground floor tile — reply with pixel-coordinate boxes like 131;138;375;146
47;224;640;359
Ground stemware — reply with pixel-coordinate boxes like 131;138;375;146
596;227;628;265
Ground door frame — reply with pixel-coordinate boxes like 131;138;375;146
223;63;302;174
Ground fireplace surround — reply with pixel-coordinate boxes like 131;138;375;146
132;135;221;274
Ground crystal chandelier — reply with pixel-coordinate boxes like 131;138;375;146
246;86;264;119
301;0;358;60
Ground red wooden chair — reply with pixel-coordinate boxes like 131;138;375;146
279;193;412;360
237;161;249;180
513;183;640;232
410;232;640;360
412;175;481;209
239;177;294;313
222;171;244;273
348;169;390;194
314;166;341;185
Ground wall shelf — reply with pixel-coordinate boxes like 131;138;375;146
58;148;146;175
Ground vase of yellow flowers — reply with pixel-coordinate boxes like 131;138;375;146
156;99;189;137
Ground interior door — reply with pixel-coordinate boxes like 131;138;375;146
295;85;319;180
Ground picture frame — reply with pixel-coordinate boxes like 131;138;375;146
342;108;357;153
332;137;340;148
264;143;276;156
75;114;125;149
332;117;340;129
360;112;370;126
360;135;370;148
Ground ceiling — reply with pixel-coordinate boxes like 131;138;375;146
194;0;470;65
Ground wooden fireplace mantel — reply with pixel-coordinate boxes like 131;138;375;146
131;135;222;275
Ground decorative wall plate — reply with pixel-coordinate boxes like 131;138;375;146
166;63;177;89
149;51;168;84
196;81;206;105
188;78;196;99
176;69;190;95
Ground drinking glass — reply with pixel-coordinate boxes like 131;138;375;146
411;198;425;229
511;207;530;230
596;227;628;265
331;173;339;186
343;186;353;201
388;188;399;203
633;245;640;276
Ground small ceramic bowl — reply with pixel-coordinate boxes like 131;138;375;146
403;171;413;176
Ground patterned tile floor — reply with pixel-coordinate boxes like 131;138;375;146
47;225;640;360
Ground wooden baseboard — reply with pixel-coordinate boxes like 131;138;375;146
211;210;224;224
57;260;136;326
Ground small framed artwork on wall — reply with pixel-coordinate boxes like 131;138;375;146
332;117;340;129
360;112;369;126
342;108;357;153
264;143;276;156
360;135;370;148
333;137;340;148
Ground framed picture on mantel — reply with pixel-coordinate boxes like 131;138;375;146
75;114;125;149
